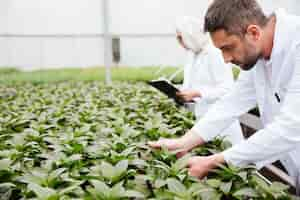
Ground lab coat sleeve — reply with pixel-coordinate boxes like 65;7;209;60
196;49;235;103
223;44;300;167
191;70;257;142
182;51;195;90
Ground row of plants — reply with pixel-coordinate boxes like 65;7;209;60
0;82;296;199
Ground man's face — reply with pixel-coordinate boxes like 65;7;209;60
176;31;189;50
210;28;262;70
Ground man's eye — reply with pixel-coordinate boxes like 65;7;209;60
223;47;235;53
223;46;232;50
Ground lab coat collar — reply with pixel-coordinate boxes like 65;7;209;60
268;9;291;90
269;9;286;64
254;9;283;73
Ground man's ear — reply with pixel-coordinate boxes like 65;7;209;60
246;25;261;41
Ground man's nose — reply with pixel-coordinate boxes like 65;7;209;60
222;52;233;63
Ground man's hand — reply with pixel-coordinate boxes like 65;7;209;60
147;138;182;150
176;90;201;102
188;154;225;179
148;130;205;157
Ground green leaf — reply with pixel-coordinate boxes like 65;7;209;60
270;182;290;192
115;159;128;174
172;154;191;172
206;179;221;188
167;178;187;195
90;180;110;197
67;154;82;162
238;171;248;182
220;181;232;194
130;159;148;168
0;159;11;171
110;182;126;198
198;188;222;200
100;162;115;180
252;174;271;192
233;187;259;198
59;181;83;195
48;168;67;182
19;171;46;185
11;134;26;146
154;179;166;188
0;183;16;188
0;189;13;200
28;183;57;200
125;190;145;198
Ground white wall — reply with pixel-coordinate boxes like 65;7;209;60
107;0;210;68
3;0;103;34
259;0;300;15
120;37;186;67
0;0;299;69
0;0;105;69
109;0;209;34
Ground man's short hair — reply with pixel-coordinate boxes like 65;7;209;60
204;0;268;35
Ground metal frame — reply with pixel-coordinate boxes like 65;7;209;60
239;113;298;191
0;33;175;38
0;33;176;83
102;0;111;85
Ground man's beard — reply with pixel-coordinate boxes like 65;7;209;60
239;56;259;71
238;46;261;71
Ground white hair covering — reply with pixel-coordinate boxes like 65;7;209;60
176;16;210;53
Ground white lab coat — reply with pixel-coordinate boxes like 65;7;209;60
182;44;244;145
192;9;300;182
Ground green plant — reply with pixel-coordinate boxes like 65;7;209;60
0;82;295;200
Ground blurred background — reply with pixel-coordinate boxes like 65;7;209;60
1;0;300;70
0;0;299;83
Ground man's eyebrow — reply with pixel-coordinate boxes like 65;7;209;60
220;44;232;50
219;45;227;50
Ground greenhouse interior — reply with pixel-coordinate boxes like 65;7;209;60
1;0;300;199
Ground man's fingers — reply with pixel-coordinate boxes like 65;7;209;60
188;167;197;177
188;167;206;179
148;139;167;148
148;138;184;152
176;92;184;97
176;149;188;158
148;139;174;149
148;141;161;148
187;156;200;167
188;167;200;178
